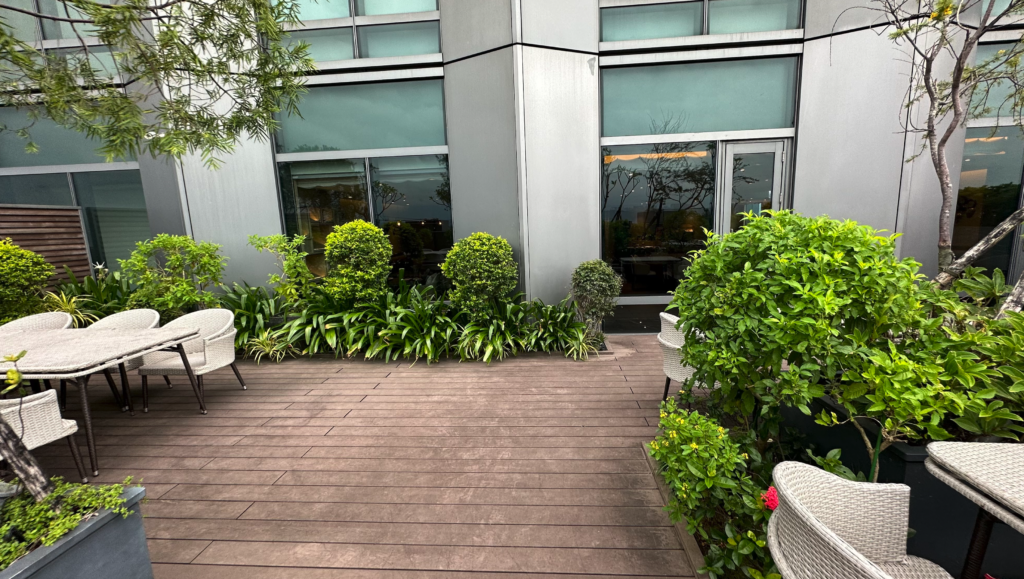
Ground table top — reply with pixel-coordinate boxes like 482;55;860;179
928;441;1024;519
0;328;200;378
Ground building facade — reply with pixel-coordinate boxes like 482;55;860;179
2;0;1023;331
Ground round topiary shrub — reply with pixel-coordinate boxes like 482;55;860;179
571;260;622;342
323;220;392;305
0;239;54;324
442;232;518;315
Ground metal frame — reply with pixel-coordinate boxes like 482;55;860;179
717;139;786;236
276;145;448;164
600;28;803;54
600;42;802;67
601;128;795;147
304;66;443;85
0;161;139;176
598;0;804;40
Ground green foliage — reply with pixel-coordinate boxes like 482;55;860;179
571;260;622;343
56;265;133;318
280;289;348;356
247;234;314;303
520;298;596;360
220;283;289;349
648;401;776;579
457;300;528;363
345;282;458;364
42;292;97;328
119;235;226;321
244;329;299;364
0;477;132;571
323;221;392;306
442;233;518;317
806;449;865;482
0;239;53;324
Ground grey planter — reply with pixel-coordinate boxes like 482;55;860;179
0;487;152;579
783;401;1024;578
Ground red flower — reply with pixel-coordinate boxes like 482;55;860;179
762;486;779;511
985;575;999;579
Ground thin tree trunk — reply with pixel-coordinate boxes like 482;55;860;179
0;420;52;501
934;208;1024;288
997;271;1024;318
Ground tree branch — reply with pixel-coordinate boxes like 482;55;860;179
934;207;1024;288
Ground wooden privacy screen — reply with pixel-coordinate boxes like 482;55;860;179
0;205;91;288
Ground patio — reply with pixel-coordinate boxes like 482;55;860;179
33;334;697;578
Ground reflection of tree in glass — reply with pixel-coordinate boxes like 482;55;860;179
372;181;405;218
294;179;370;247
430;155;451;210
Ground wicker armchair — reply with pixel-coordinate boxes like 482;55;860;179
0;390;88;482
82;309;161;414
136;309;245;412
768;461;952;579
0;312;72;332
658;312;695;401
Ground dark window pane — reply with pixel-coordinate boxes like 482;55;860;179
293;0;350;20
605;304;669;334
601;57;798;137
0;173;73;205
357;21;440;58
370;154;451;286
954;127;1024;278
729;151;777;232
0;108;123;167
279;159;370;277
708;0;802;35
289;28;354;62
602;142;716;296
600;2;703;42
973;43;1017;118
72;170;151;270
355;0;436;16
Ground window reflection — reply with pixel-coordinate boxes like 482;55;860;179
0;173;73;206
357;21;440;58
954;127;1024;278
601;142;716;296
288;28;354;62
600;2;703;42
729;151;776;232
72;170;151;270
707;0;802;35
355;0;436;16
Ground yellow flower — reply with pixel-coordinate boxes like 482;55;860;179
717;426;725;434
690;442;699;450
741;453;749;459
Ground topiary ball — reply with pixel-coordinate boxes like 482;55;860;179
442;232;518;316
0;239;54;324
323;220;393;305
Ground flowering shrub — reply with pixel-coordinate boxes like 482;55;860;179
649;399;778;579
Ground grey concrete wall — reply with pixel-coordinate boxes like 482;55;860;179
137;154;188;237
520;0;599;52
439;0;512;62
178;136;283;286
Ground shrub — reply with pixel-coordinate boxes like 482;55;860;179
571;260;622;342
248;234;314;303
57;265;133;318
648;400;776;579
0;239;53;324
280;288;348;356
42;292;97;328
345;283;457;364
220;283;289;349
442;232;517;316
244;329;300;364
120;234;226;321
323;220;392;306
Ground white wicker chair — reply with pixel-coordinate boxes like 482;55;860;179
136;309;244;412
768;461;952;579
82;309;160;415
0;390;88;482
0;312;73;332
658;312;695;401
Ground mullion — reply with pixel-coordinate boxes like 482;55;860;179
349;0;360;58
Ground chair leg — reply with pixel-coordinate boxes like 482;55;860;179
43;380;53;391
163;375;172;389
662;377;671;401
118;363;134;416
59;380;67;411
102;369;125;411
29;380;41;394
230;363;246;390
198;375;204;399
65;435;88;483
141;375;149;413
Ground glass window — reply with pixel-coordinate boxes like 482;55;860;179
600;2;703;42
293;0;350;20
276;79;446;153
279;159;371;276
48;46;119;78
355;0;436;16
38;0;99;39
708;0;801;35
289;28;354;62
0;108;115;167
357;21;440;58
4;0;40;41
72;170;151;270
601;57;798;137
973;43;1018;118
954;127;1024;278
0;173;73;206
602;142;717;296
370;154;451;285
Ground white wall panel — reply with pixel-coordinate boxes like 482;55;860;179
439;0;512;62
520;0;599;52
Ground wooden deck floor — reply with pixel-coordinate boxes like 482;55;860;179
36;334;696;578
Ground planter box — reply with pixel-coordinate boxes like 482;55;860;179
0;487;152;579
783;402;1024;578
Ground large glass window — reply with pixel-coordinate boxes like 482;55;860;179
4;0;40;41
357;21;440;58
973;43;1017;118
602;142;717;296
0;173;73;206
276;79;446;153
707;0;802;35
0;108;118;167
601;57;798;137
293;0;350;20
37;0;98;39
600;2;703;42
954;127;1024;278
355;0;436;16
289;28;355;62
72;170;150;270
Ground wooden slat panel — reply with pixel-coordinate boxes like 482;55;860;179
0;204;90;290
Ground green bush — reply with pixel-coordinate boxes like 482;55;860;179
323;220;392;306
571;260;622;342
648;400;776;579
248;234;314;303
220;283;289;349
0;239;53;324
442;232;518;316
57;265;134;319
120;234;226;321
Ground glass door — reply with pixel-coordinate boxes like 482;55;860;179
717;141;786;235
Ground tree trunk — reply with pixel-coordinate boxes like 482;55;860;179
997;270;1024;319
934;207;1024;289
0;420;52;502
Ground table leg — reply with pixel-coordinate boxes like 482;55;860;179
175;344;207;415
961;508;996;579
118;363;134;416
102;369;125;411
73;376;99;477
